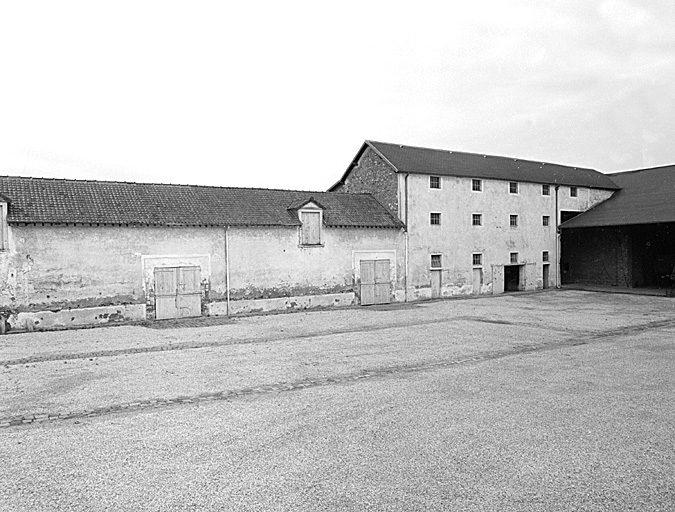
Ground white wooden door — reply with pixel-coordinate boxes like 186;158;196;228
154;266;202;319
360;259;391;305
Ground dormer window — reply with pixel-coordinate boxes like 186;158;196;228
289;198;324;247
300;210;322;245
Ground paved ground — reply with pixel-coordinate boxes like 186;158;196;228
1;290;674;510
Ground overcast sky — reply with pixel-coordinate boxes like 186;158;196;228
1;1;673;191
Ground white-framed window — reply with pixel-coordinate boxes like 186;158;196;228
430;254;442;268
542;184;550;196
510;214;518;227
509;182;519;194
430;176;441;189
510;252;519;264
472;213;482;226
472;253;483;266
430;212;441;225
542;215;550;226
543;251;549;262
570;186;578;197
299;209;322;246
472;179;482;192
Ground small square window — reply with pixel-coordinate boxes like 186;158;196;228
430;212;441;225
542;215;550;226
472;253;483;266
510;215;518;227
472;213;482;226
510;252;519;264
431;254;442;268
509;182;519;194
542;184;550;196
472;179;482;192
570;186;578;197
430;176;441;189
543;251;549;262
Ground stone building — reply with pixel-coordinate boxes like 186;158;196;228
330;141;619;299
0;176;404;330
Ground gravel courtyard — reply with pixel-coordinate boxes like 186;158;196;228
1;290;675;511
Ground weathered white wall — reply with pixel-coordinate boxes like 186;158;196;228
224;226;405;304
0;225;226;313
558;185;614;215
403;174;615;298
0;223;405;329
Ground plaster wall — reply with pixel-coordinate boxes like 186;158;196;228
224;226;405;304
0;223;405;328
403;175;610;298
557;186;614;216
0;225;226;314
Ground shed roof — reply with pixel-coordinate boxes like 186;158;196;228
560;165;675;229
331;141;619;190
0;176;403;229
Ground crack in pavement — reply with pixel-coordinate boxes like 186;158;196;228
4;318;675;428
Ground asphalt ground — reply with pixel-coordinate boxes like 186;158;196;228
1;290;674;510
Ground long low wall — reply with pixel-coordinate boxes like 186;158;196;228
5;304;147;332
1;293;358;332
207;293;356;316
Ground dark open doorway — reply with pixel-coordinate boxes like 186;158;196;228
504;265;522;292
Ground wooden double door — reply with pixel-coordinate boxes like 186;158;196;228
154;266;202;319
360;259;391;305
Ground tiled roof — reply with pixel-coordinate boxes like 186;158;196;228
337;141;619;190
561;165;675;228
0;176;403;229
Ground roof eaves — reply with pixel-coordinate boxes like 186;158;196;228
559;193;620;229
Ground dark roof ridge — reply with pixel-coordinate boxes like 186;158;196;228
367;140;596;171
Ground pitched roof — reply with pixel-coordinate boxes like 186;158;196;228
560;165;675;229
0;176;403;229
332;141;619;190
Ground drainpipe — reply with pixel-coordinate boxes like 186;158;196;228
555;185;560;289
225;226;231;315
404;173;410;303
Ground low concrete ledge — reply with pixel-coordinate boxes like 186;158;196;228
208;292;356;316
6;304;147;331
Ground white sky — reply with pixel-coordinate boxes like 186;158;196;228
1;1;673;191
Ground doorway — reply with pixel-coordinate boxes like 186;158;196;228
504;265;522;292
360;259;391;305
431;269;442;298
543;264;550;289
154;266;202;319
472;268;482;295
